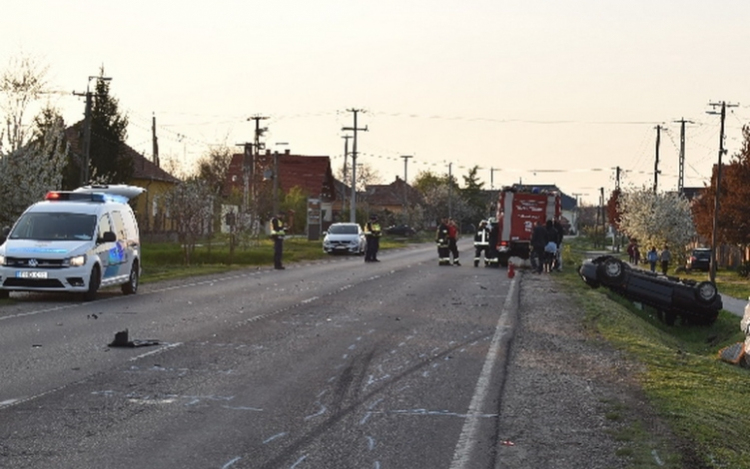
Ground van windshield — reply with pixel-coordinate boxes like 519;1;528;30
10;212;97;241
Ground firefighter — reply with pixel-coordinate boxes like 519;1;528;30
473;219;491;267
435;217;451;266
270;212;287;270
364;215;382;262
485;217;499;267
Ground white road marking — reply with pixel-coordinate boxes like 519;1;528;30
449;276;517;469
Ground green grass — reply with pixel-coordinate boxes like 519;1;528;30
560;237;750;468
139;233;429;283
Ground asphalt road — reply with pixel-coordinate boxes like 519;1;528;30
0;239;517;469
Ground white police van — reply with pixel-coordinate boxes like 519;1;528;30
0;185;145;301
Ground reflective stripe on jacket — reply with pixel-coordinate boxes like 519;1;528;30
270;217;286;238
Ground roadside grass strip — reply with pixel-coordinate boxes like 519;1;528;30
560;239;750;468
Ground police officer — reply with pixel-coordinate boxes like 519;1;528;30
364;215;382;262
473;219;491;267
270;212;287;270
436;217;451;266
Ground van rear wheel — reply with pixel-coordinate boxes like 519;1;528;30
83;265;100;302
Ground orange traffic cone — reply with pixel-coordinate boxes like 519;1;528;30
508;262;515;278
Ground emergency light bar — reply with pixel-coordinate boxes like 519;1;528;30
44;191;127;204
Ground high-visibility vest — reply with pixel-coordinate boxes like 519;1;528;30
270;217;286;238
365;222;381;237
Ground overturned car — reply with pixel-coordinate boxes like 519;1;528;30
579;255;722;325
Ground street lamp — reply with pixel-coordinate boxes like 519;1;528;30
74;75;112;184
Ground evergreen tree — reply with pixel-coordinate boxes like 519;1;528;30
461;165;488;223
88;70;132;184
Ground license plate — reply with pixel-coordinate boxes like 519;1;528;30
17;271;48;279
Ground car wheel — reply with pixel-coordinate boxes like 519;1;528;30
598;257;625;285
0;289;9;299
83;265;101;302
121;260;139;295
694;281;718;304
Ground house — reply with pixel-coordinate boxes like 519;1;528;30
224;149;337;227
364;176;423;215
64;123;181;234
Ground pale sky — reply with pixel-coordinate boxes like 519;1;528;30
3;0;750;205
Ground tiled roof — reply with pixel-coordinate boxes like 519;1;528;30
365;177;423;206
225;151;336;200
64;122;179;184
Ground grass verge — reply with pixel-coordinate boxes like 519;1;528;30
559;237;750;468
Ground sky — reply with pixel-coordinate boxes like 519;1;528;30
2;0;750;205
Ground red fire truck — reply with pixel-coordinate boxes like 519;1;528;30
494;186;562;267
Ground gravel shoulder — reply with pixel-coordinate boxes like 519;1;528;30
495;270;681;469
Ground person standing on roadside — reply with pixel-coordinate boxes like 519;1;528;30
660;245;671;275
436;217;451;266
270;212;287;270
473;219;491;267
530;219;548;274
364;215;382;262
553;218;565;271
647;246;658;272
447;218;460;266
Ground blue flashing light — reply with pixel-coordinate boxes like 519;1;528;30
44;191;127;204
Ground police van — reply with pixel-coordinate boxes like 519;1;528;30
0;185;145;301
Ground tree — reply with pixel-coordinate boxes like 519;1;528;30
606;188;622;231
0;110;68;227
87;69;131;184
617;187;695;258
692;124;750;260
197;145;234;231
162;178;213;265
0;53;48;153
461;165;489;224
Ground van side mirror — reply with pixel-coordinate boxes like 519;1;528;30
99;231;117;243
0;226;9;245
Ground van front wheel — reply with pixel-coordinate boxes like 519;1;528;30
83;265;101;302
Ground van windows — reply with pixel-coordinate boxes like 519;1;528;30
10;212;96;241
111;210;127;240
97;213;113;240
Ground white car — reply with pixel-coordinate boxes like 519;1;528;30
0;184;145;301
322;223;366;255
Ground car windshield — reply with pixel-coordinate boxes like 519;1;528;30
10;212;97;241
693;250;711;258
328;225;358;235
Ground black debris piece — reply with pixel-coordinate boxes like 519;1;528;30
108;329;161;348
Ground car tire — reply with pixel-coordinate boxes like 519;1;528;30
694;281;718;304
121;260;139;295
83;265;101;302
0;289;8;299
598;257;625;285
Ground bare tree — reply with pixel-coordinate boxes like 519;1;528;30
162;178;214;265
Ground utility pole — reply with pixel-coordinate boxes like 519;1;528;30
72;75;112;184
401;155;412;208
673;118;694;194
614;166;621;190
599;187;605;246
244;115;268;217
572;192;585;235
490;167;496;190
235;142;254;212
707;101;738;282
341;135;352;217
342;109;368;223
448;162;453;219
654;124;663;193
152;113;159;167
